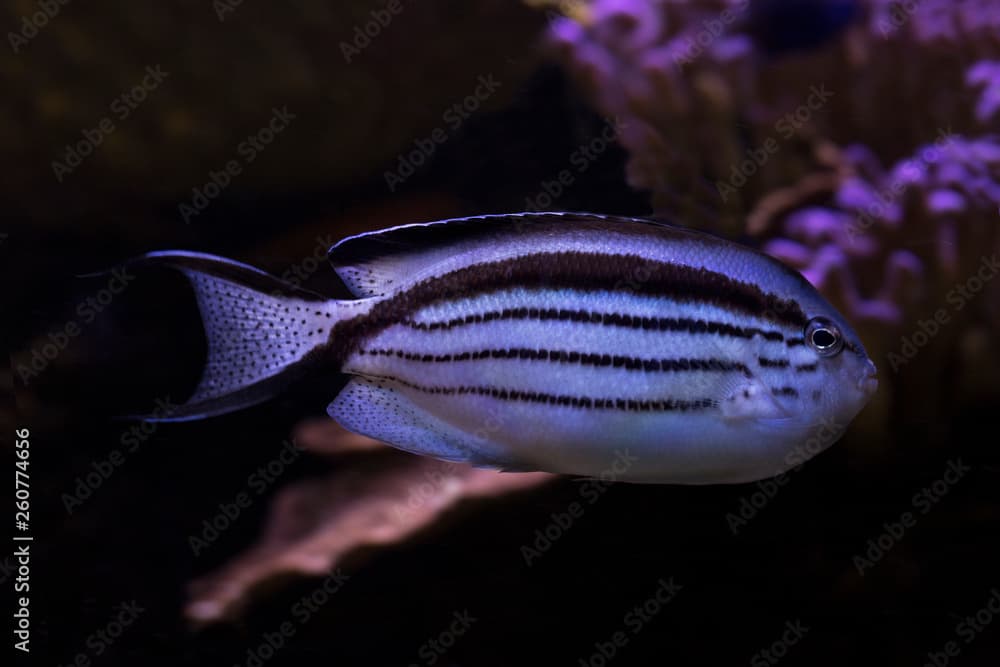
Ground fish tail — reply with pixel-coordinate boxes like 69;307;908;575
131;251;344;422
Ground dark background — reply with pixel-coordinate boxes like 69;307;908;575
7;2;1000;666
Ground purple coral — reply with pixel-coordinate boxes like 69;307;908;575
548;0;1000;225
761;136;1000;327
967;61;1000;122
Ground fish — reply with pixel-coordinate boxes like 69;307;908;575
135;212;877;484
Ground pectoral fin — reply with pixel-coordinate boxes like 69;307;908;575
718;376;790;421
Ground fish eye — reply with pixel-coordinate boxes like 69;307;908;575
805;317;843;356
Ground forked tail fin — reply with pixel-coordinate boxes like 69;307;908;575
132;251;341;421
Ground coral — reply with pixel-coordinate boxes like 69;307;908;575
547;0;1000;230
185;422;553;623
759;136;1000;328
967;60;1000;124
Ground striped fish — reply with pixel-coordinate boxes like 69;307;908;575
141;213;877;483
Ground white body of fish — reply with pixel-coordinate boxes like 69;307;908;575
143;213;877;483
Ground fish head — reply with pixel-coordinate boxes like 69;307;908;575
735;300;877;480
792;306;878;425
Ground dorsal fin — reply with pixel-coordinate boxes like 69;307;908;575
326;212;670;298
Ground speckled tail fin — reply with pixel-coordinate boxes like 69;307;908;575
132;251;342;421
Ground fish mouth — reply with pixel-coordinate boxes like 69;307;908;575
857;358;878;397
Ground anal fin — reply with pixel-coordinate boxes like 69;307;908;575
328;377;516;469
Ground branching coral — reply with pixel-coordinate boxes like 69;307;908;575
760;136;1000;329
185;421;553;623
548;0;1000;231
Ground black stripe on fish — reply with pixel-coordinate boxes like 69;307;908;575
329;252;806;365
360;347;752;375
795;363;818;372
757;357;790;368
771;387;799;398
364;375;718;412
403;308;786;342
